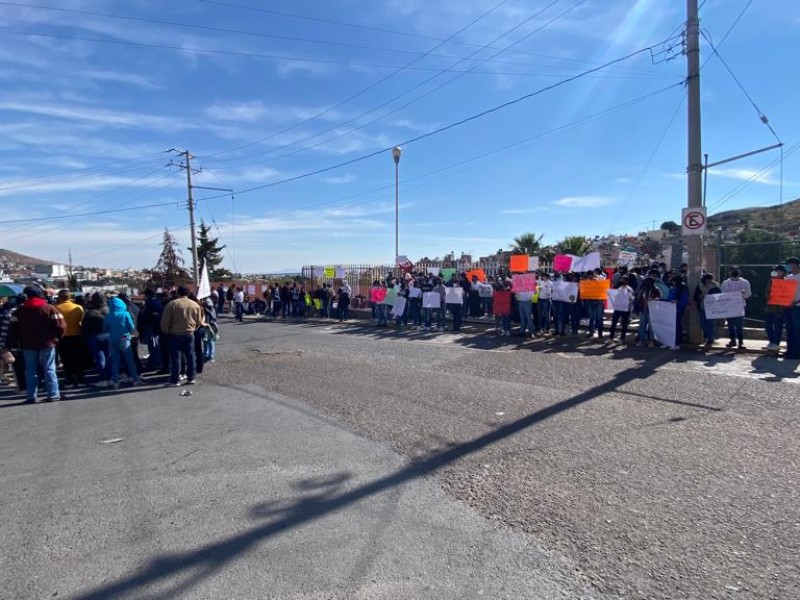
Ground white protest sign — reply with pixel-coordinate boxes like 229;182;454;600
528;256;540;271
197;262;212;300
335;267;346;279
607;289;632;312
552;281;578;303
247;284;256;296
423;292;440;309
478;283;493;298
617;250;637;267
445;286;464;304
571;252;601;273
392;296;407;317
427;267;440;276
703;292;745;320
648;300;677;347
408;286;421;298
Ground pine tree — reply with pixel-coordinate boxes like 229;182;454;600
191;221;231;279
154;228;190;288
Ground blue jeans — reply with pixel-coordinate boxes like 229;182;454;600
765;312;784;346
481;297;493;316
448;303;462;331
235;302;244;322
784;307;800;357
376;304;387;326
553;301;567;334
539;299;552;331
727;316;744;344
435;307;445;329
109;341;138;384
423;307;432;328
637;311;651;343
518;301;533;335
169;334;195;384
23;347;59;401
569;302;580;334
586;300;604;335
204;330;216;360
410;299;421;326
501;315;511;333
700;311;715;344
86;334;110;380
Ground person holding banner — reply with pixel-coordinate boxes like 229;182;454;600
608;277;634;343
721;269;751;350
783;257;800;359
693;273;722;348
538;273;553;334
634;273;662;346
764;266;787;353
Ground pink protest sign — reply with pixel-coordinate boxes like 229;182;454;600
512;274;537;292
553;254;572;272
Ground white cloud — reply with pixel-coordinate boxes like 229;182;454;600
499;207;546;215
205;100;271;123
0;173;181;197
0;100;192;131
552;196;614;208
614;177;632;184
708;168;781;186
83;70;160;89
320;173;357;184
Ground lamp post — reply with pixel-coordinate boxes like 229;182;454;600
392;146;402;260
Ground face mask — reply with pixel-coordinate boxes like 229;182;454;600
771;271;779;277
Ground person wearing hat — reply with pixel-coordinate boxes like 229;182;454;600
783;257;800;359
55;289;85;387
693;273;721;348
764;266;787;353
6;286;67;403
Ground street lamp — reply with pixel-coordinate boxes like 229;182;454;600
392;146;402;260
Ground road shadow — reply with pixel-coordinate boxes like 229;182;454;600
71;353;680;600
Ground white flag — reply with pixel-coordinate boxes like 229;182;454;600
197;261;211;300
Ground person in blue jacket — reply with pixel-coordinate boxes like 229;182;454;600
667;272;690;348
104;296;142;389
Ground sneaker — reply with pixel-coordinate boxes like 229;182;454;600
179;374;187;381
738;343;746;350
168;382;182;387
95;380;111;388
725;341;737;348
130;379;144;387
186;379;196;385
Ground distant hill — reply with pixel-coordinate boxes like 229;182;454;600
708;197;800;234
0;249;56;268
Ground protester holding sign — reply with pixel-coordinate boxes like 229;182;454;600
721;269;751;350
764;266;787;352
538;273;553;334
694;274;722;348
608;277;634;343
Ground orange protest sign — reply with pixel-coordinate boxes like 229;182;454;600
579;278;610;301
466;268;487;282
509;255;529;273
768;278;798;307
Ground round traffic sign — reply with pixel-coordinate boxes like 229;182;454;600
683;210;705;230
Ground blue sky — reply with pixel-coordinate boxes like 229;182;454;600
0;0;798;273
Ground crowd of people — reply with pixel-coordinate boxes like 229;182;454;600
217;258;800;358
0;285;219;404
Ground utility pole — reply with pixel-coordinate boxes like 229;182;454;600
170;149;200;286
685;0;703;343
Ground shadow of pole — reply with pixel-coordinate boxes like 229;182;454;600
72;353;675;600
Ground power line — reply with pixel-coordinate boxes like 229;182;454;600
198;0;667;76
199;0;513;160
700;28;781;143
211;0;588;170
199;82;682;219
203;38;679;199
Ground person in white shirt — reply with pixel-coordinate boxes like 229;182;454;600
721;268;751;349
609;276;634;342
537;273;554;333
233;287;245;322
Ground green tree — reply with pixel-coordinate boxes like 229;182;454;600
509;232;544;255
153;228;190;288
557;235;591;256
660;220;680;233
192;221;231;279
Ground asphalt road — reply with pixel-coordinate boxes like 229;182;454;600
1;316;798;599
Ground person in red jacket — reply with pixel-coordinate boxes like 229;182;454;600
7;286;67;403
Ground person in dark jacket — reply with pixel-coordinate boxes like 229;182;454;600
7;286;67;403
82;293;110;386
139;289;163;371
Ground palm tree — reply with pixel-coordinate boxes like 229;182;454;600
557;235;591;256
510;232;544;255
